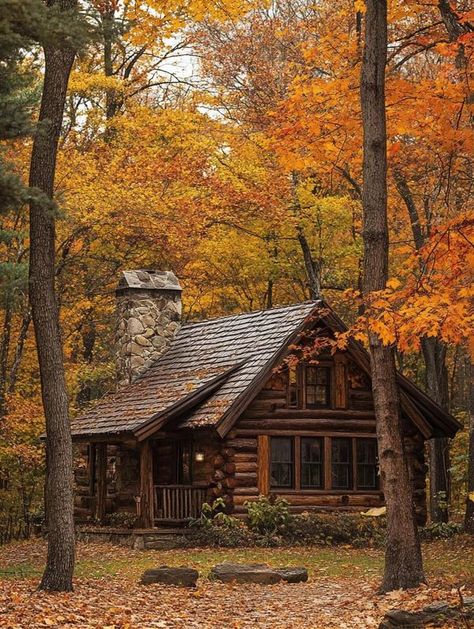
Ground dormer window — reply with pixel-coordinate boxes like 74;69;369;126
306;366;331;408
287;364;331;409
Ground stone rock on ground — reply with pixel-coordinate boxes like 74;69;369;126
140;566;198;587
275;568;308;583
379;596;474;628
210;563;282;585
210;563;308;585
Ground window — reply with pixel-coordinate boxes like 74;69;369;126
301;438;323;488
288;365;299;407
267;436;377;492
270;437;294;488
356;439;379;489
306;366;331;408
287;364;332;409
176;440;193;484
331;438;352;489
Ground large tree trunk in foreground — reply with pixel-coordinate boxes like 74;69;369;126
360;0;425;591
465;360;474;533
29;0;78;592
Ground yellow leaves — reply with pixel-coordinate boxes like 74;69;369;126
386;278;401;290
361;506;386;517
68;72;125;97
354;0;366;13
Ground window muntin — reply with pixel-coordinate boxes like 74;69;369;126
331;438;352;490
301;437;324;488
268;436;377;492
306;366;331;408
270;437;294;488
356;439;378;489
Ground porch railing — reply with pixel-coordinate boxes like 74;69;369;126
154;485;208;520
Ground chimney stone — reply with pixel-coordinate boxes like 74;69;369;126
115;270;182;384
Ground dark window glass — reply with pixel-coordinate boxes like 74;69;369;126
288;366;298;407
306;366;331;408
176;441;193;484
356;439;378;489
331;438;352;489
301;438;323;488
270;437;294;488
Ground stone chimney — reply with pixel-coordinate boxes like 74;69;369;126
115;270;182;384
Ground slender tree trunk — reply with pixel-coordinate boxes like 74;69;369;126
360;0;425;591
465;360;474;533
421;337;450;522
394;171;451;522
29;0;78;592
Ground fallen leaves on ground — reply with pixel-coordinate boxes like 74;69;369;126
0;538;472;628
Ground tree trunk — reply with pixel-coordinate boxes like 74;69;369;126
360;0;425;591
421;336;450;522
465;360;474;533
394;171;451;523
29;0;78;592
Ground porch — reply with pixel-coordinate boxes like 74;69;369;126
75;434;217;529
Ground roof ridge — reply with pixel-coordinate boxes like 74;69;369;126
181;299;322;329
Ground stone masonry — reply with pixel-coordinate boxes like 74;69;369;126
115;270;182;385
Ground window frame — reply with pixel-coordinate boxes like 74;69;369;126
270;436;295;489
300;437;324;489
287;363;333;410
331;437;353;490
267;436;379;494
356;438;379;490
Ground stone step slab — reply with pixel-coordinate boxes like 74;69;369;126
140;566;198;587
210;562;308;585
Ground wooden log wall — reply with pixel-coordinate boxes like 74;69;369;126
222;357;427;522
73;442;139;523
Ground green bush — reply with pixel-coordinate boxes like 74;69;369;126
285;512;386;547
189;498;256;547
245;495;292;536
419;521;462;541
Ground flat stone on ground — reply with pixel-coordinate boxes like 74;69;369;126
210;562;283;585
140;566;198;587
379;596;474;628
275;567;309;583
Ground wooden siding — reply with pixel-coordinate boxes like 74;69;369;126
225;354;427;524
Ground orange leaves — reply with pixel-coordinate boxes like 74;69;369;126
342;213;474;355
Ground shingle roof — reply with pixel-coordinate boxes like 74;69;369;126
70;301;319;438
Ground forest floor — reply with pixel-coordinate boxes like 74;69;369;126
0;535;473;628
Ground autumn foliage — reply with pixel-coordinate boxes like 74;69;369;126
0;0;472;537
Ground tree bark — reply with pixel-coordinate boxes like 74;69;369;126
29;0;78;592
360;0;425;591
393;171;451;523
465;359;474;533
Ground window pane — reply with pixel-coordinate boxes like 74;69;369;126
306;367;330;408
177;441;192;484
271;437;294;488
301;437;322;463
301;438;323;489
288;366;298;407
331;438;352;489
356;439;378;489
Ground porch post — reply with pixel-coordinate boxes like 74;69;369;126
257;435;270;496
96;443;107;524
139;440;154;528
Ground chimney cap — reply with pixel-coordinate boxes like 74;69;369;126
117;270;182;293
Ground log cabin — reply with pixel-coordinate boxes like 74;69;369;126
70;270;461;529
